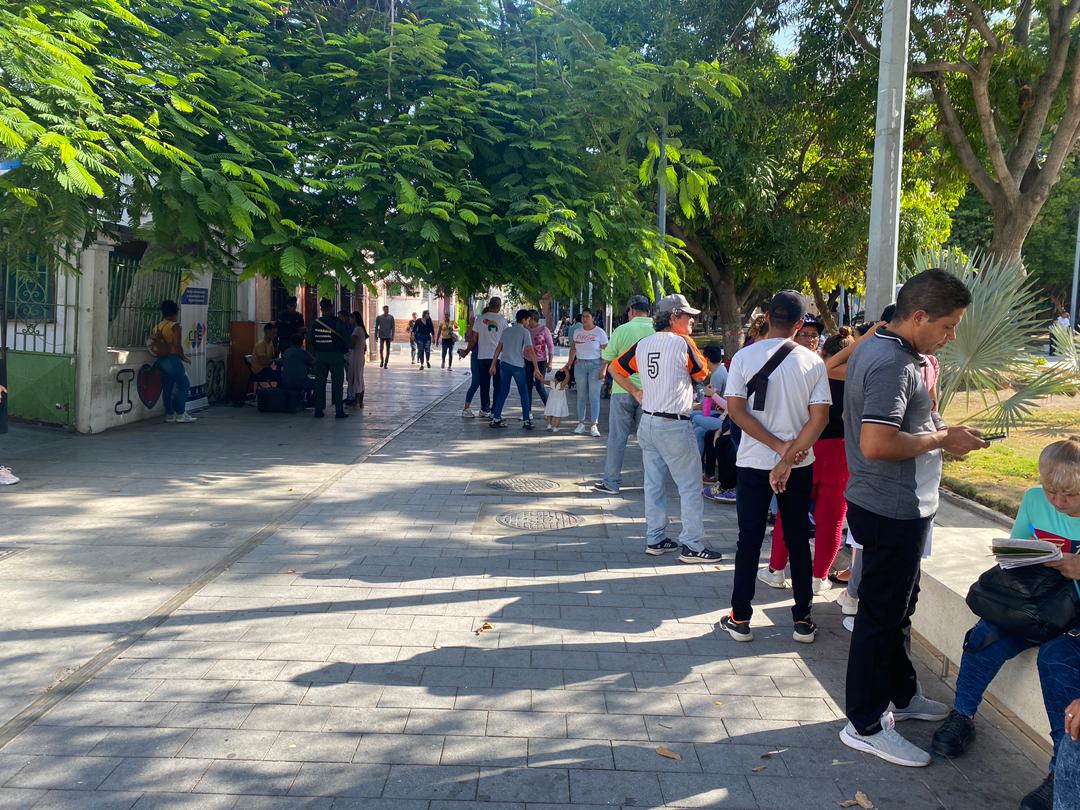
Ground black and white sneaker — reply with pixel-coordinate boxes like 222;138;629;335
645;538;679;556
679;545;723;564
522;420;534;430
592;481;619;494
719;614;752;642
793;618;818;644
490;419;507;429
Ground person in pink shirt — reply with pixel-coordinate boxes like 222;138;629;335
527;310;555;407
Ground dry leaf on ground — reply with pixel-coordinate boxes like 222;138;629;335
473;622;494;636
760;748;788;759
655;746;682;761
839;791;875;809
751;765;767;773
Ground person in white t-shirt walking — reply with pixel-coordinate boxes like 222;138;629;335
459;297;507;418
720;290;831;645
562;308;608;436
611;294;723;564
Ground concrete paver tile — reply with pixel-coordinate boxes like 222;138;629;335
530;691;607;715
526;739;614;770
440;735;527;768
644;715;730;744
752;696;842;722
565;713;649;741
97;757;213;793
36;702;177;728
452;688;531;712
147;679;239;704
747;776;846;810
376;687;456;710
263;732;361;763
491;669;564;690
475;767;569;803
322;708;409;735
404;709;488;737
603;691;683;716
224;681;310;706
0;789;45;809
177;729;281;760
161;702;254;729
287;762;389;797
89;727;196;758
658;773;759;808
611;740;701;773
419;667;494;689
231;797;333;809
678;694;762;719
297;684;383;708
4;755;122;790
568;769;664;806
240;705;332;732
205;661;287;682
381;764;478;800
352;734;445;765
23;790;141;809
486;711;567;739
70;679;164;703
193;759;302;796
274;663;354;684
130;792;235;808
694;742;793;777
0;726;110;757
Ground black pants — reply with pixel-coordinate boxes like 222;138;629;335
703;430;737;488
379;338;392;366
441;339;455;367
314;351;345;414
730;465;814;623
477;357;499;413
527;359;548;405
844;500;932;735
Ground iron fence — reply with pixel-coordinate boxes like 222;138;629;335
207;270;240;344
107;251;181;348
2;256;78;354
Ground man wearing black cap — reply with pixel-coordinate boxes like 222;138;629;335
593;295;654;495
308;298;352;419
720;290;832;645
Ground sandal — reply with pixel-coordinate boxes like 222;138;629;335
828;569;851;585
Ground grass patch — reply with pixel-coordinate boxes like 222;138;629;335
941;395;1080;516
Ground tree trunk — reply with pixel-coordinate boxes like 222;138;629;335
988;195;1044;268
808;272;836;333
667;221;743;356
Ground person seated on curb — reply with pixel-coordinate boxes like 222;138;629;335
251;322;281;384
932;437;1080;810
280;333;315;407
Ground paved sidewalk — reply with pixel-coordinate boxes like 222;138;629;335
0;372;1047;808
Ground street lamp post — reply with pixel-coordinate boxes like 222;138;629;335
0;158;21;435
865;0;912;321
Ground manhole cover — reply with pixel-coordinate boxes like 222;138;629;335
488;477;561;493
496;510;581;531
0;546;27;563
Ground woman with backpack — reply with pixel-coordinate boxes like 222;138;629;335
149;299;196;423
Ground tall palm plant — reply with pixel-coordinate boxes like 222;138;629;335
903;248;1079;432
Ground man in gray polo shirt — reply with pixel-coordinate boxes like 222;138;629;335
840;269;990;767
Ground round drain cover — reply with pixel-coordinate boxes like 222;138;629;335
496;510;581;531
488;476;560;493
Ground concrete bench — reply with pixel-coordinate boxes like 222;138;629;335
913;493;1050;748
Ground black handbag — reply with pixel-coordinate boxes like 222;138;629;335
966;563;1080;642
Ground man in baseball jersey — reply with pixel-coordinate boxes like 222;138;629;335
611;294;723;564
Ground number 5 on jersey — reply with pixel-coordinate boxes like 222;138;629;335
646;352;660;379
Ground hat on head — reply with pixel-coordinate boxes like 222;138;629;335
656;293;701;315
768;290;807;324
626;294;651;312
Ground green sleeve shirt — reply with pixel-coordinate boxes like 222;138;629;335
602;317;655;395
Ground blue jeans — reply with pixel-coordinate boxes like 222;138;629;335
416;336;432;365
155;355;190;416
492;361;531;422
692;413;726;455
602;394;642;492
574;358;602;424
1038;632;1080;779
953;620;1039;718
1056;735;1080;808
464;354;499;413
637;415;704;552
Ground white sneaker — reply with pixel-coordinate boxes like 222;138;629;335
478;410;492;419
545;425;554;432
574;423;588;435
843;616;855;632
589;424;601;437
889;691;950;722
757;567;788;589
0;466;20;485
164;414;176;423
552;426;560;433
812;577;830;594
839;712;931;767
837;589;860;616
175;413;197;423
462;407;476;419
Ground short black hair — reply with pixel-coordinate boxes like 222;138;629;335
263;322;276;333
515;308;530;324
702;345;724;363
290;333;304;347
653;312;674;332
320;297;334;312
800;318;823;334
896;269;971;320
286;296;298;306
580;307;593;316
160;299;179;318
880;303;897;323
554;369;567;382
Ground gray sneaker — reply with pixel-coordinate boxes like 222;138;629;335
839;712;931;767
889;692;950;722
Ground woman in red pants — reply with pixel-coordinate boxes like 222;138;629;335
762;328;859;591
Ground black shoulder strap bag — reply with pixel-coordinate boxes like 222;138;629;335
745;340;796;412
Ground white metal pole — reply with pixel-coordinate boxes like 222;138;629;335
865;0;912;322
1071;207;1080;329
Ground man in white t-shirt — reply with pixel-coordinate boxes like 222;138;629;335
459;297;507;418
720;290;831;645
612;294;723;564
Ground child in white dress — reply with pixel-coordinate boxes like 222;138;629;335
544;369;569;431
